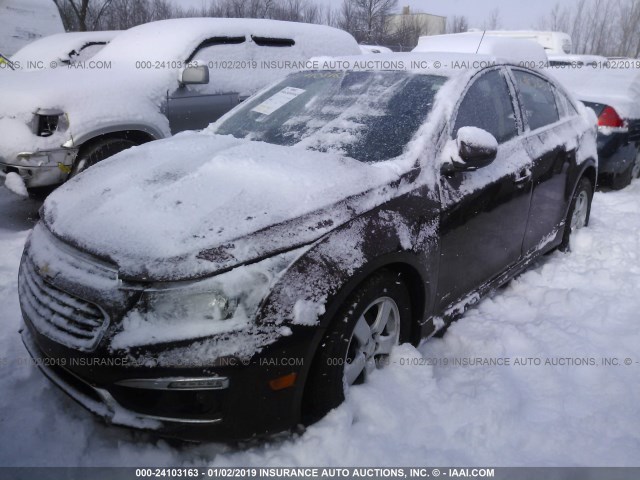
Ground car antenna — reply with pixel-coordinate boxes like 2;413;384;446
475;30;487;54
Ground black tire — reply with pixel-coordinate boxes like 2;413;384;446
70;138;137;177
303;270;411;424
559;176;593;252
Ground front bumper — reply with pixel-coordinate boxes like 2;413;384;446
0;148;78;188
21;317;315;442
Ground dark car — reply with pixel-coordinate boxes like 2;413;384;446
18;53;597;441
581;101;640;189
549;63;640;189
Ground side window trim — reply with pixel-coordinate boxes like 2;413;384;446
186;36;246;63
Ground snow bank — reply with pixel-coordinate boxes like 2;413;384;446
1;180;640;465
0;0;64;56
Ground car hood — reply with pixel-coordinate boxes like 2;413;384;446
42;132;407;281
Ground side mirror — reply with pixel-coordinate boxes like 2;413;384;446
179;64;210;86
450;127;498;172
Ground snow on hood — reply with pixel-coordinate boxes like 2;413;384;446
548;67;640;120
42;132;405;281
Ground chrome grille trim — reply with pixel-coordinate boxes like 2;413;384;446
19;254;109;351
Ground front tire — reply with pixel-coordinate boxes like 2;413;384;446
71;138;137;177
559;176;593;252
303;270;411;423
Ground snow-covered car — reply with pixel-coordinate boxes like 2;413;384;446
8;31;119;71
18;52;597;441
468;30;573;55
0;18;360;191
549;64;640;189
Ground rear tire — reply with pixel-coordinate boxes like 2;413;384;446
71;138;137;177
303;270;411;424
559;176;593;252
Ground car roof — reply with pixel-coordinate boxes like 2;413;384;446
92;18;360;63
413;32;548;65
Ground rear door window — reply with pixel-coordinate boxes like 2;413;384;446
453;69;519;144
512;70;560;130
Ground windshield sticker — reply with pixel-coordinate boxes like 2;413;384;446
251;87;305;115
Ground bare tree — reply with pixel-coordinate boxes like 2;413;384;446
53;0;115;31
446;15;469;34
482;7;501;30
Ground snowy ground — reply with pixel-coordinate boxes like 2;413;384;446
0;180;639;467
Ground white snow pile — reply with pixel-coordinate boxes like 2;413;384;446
3;172;27;196
1;178;640;466
0;0;64;56
548;66;640;120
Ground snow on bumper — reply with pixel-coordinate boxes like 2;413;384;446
0;147;78;188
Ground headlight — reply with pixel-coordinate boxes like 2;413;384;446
111;247;308;350
141;289;239;322
33;109;68;137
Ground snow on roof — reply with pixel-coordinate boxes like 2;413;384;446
93;18;360;63
11;31;119;66
0;0;64;56
412;32;548;65
548;67;640;119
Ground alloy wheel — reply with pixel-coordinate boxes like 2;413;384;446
343;296;400;387
571;190;589;230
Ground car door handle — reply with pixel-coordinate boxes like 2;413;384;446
514;168;531;185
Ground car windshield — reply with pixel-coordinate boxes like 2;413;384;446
214;70;447;163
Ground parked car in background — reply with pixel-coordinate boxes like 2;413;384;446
0;18;360;192
359;44;393;54
550;64;640;188
19;49;597;440
413;31;548;65
9;31;119;70
469;29;572;55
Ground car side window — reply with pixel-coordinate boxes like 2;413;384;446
187;36;246;63
555;88;579;117
512;70;560;130
454;69;518;144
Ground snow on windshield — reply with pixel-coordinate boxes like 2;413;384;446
214;70;447;163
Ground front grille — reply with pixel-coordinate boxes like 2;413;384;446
19;254;109;351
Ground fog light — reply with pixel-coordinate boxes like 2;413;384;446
269;373;297;391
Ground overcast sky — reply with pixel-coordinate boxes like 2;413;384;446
174;0;574;29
